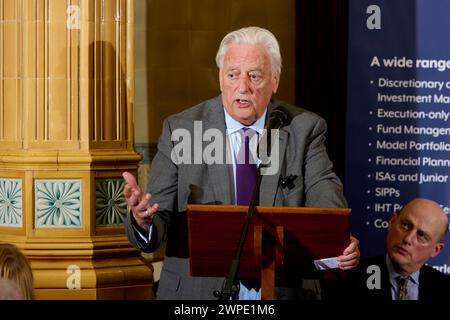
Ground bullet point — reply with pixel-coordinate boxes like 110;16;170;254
368;143;372;147
366;206;370;210
369;111;373;115
368;158;372;162
367;190;371;194
366;221;370;225
368;174;371;178
369;127;372;131
370;80;374;84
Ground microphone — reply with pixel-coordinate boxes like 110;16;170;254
259;106;292;161
266;105;292;131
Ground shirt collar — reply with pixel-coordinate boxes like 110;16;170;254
224;107;267;136
385;254;420;284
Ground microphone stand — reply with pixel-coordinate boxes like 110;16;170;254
215;106;290;300
215;168;263;300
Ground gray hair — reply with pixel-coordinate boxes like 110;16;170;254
215;26;282;74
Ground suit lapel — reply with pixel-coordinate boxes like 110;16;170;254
381;260;392;300
259;130;288;206
363;256;392;300
203;97;234;205
259;101;288;206
418;266;432;300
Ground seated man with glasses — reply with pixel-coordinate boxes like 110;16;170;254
348;198;450;300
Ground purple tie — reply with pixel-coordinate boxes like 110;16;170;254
236;128;257;205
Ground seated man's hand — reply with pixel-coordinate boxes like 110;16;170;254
337;235;360;270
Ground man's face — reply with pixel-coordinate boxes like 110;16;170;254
387;202;445;275
219;44;280;126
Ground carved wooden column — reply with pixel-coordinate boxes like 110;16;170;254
0;0;152;299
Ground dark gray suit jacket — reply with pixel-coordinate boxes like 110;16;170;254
347;255;450;300
124;96;347;299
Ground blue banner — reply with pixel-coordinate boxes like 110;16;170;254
346;0;450;274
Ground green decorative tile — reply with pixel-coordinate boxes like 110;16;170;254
35;180;82;228
95;179;127;226
0;179;22;227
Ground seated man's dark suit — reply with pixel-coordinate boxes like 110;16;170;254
347;255;450;300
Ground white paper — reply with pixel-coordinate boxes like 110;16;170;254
313;257;339;270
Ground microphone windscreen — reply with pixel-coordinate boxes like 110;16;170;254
266;106;292;130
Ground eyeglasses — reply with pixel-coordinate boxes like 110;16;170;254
396;220;432;245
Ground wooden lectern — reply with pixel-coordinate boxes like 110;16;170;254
187;205;351;300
